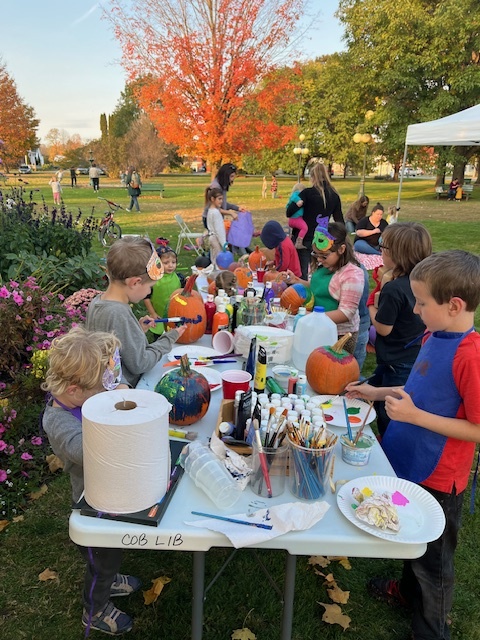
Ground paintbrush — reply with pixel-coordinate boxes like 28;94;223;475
353;401;374;446
169;428;197;440
253;418;273;498
343;397;354;444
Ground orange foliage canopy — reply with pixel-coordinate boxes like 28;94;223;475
107;0;304;165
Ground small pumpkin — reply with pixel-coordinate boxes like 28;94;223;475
248;246;267;271
167;274;207;344
263;270;287;297
155;354;211;426
280;283;314;314
234;261;253;289
228;261;240;273
305;334;360;395
216;248;234;269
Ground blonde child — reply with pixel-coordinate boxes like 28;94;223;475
286;182;307;249
49;175;61;205
386;205;398;224
42;327;138;635
144;238;186;337
85;236;186;387
205;187;227;269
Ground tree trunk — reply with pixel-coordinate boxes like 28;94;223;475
474;155;480;185
452;161;466;182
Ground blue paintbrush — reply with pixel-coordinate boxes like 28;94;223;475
343;397;354;444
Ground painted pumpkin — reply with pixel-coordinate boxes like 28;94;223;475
155;354;211;426
228;261;240;273
248;246;267;271
234;264;253;289
305;334;360;395
216;249;234;269
167;274;207;344
280;283;314;314
263;271;287;297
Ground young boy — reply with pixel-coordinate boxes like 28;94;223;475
86;236;186;387
346;250;480;640
42;327;138;635
260;220;301;277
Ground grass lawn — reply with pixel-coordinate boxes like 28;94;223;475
1;173;480;639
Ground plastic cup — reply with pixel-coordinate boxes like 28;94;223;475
340;433;375;466
212;330;235;354
221;370;252;400
256;268;265;283
287;433;335;500
250;442;288;498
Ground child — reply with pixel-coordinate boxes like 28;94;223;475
262;175;268;199
368;222;432;436
286;183;308;249
85;236;186;387
260;220;301;277
386;204;398;224
49;175;61;205
143;238;186;337
344;195;369;234
270;174;278;199
346;250;480;640
205;187;227;269
42;327;138;636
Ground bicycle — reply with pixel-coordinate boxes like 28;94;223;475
97;197;123;246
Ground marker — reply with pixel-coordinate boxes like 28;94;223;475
191;511;273;530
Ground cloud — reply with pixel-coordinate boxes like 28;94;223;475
71;4;99;26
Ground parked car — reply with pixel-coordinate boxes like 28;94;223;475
76;167;89;175
18;164;32;174
402;167;420;177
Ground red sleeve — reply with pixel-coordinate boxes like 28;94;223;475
276;238;301;277
453;332;480;424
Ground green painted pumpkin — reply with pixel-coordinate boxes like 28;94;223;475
155;354;211;426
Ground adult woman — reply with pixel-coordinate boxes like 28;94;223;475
284;220;364;354
353;202;388;255
125;166;142;212
286;162;344;279
344;195;369;234
202;163;245;228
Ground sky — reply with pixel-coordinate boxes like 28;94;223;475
1;1;344;144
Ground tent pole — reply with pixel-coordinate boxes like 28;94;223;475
396;143;409;217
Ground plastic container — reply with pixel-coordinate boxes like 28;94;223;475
204;294;216;334
340;433;375;466
183;441;242;509
292;306;338;372
293;306;307;331
250;442;288;498
212;304;229;337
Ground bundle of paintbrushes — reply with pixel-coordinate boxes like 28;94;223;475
261;407;289;449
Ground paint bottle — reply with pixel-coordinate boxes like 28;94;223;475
212;304;229;337
230;295;243;332
288;370;298;395
253;346;267;393
263;281;275;314
295;374;307;396
266;376;286;396
204;294;216;335
293;306;307;331
215;289;226;308
243;281;257;298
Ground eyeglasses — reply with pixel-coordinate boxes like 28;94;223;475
378;236;389;251
380;245;389;251
311;250;333;260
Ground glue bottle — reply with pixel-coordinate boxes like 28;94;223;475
204;294;216;335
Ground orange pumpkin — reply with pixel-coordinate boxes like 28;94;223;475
305;334;360;395
234;264;253;289
280;283;314;314
167;274;207;344
248;246;267;271
207;280;217;295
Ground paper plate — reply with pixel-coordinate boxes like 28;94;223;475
337;476;446;544
309;395;376;427
191;366;222;391
168;345;222;362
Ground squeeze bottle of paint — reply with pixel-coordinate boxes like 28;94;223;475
292;306;338;372
262;281;275;314
293;306;307;331
204;294;216;334
212;304;229;337
295;374;307;396
243;281;257;298
288;370;298;395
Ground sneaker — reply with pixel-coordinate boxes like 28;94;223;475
125;208;131;212
367;577;410;608
110;574;142;598
295;238;307;250
82;601;133;635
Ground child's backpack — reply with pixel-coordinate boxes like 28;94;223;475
131;172;140;189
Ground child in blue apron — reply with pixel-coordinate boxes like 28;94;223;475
346;250;480;640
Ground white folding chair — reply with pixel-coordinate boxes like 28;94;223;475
174;214;204;256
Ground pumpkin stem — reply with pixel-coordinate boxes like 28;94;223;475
331;333;352;353
182;274;198;295
179;353;191;374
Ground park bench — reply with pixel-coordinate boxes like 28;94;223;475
141;183;164;198
435;183;474;200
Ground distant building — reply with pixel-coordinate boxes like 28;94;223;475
27;149;44;167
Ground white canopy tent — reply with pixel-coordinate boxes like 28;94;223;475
396;104;480;211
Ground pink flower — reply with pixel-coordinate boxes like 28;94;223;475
9;281;19;288
47;331;55;338
45;315;53;321
38;318;45;325
0;440;7;452
58;294;65;301
26;346;33;351
21;452;33;461
31;436;43;446
26;296;32;302
0;469;7;482
0;286;11;298
13;292;24;305
6;445;14;455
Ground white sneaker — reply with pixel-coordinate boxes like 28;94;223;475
125;208;131;212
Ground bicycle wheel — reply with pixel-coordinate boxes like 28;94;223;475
100;222;122;247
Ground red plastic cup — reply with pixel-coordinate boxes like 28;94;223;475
256;268;265;283
221;370;252;400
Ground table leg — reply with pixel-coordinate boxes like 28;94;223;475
281;553;297;640
192;551;205;640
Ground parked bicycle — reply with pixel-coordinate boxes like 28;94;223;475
97;197;123;246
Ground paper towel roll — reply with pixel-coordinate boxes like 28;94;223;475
82;389;171;514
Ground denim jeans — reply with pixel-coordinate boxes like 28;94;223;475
353;239;381;255
128;195;140;211
400;486;463;640
296;241;312;280
354;320;370;372
372;362;414;436
78;545;123;612
345;220;356;234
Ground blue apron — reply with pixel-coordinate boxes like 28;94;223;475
382;329;472;484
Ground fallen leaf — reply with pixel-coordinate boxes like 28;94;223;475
38;568;58;582
29;484;48;500
143;576;171;605
318;602;351;630
327;556;352;570
13;515;24;523
231;628;256;640
46;453;64;473
327;583;350;604
0;520;9;532
308;555;330;568
323;572;335;584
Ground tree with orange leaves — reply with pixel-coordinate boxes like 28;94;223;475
0;61;38;172
106;0;305;169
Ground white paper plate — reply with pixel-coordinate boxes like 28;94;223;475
168;345;222;362
191;366;222;391
337;476;446;544
309;395;376;428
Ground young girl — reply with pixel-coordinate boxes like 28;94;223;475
285;219;364;354
344;195;369;234
271;175;278;199
205;187;227;268
42;327;138;636
260;220;301;277
49;175;61;205
144;238;186;337
368;221;432;436
286;183;308;249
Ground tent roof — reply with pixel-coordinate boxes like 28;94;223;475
405;104;480;146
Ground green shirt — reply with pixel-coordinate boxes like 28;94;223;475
149;272;182;335
310;267;338;311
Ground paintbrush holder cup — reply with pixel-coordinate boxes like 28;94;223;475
288;436;335;500
250;443;288;498
340;433;375;466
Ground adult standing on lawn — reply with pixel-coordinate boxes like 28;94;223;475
286;162;344;279
70;167;77;188
89;164;101;192
125;166;142;212
202;162;245;229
